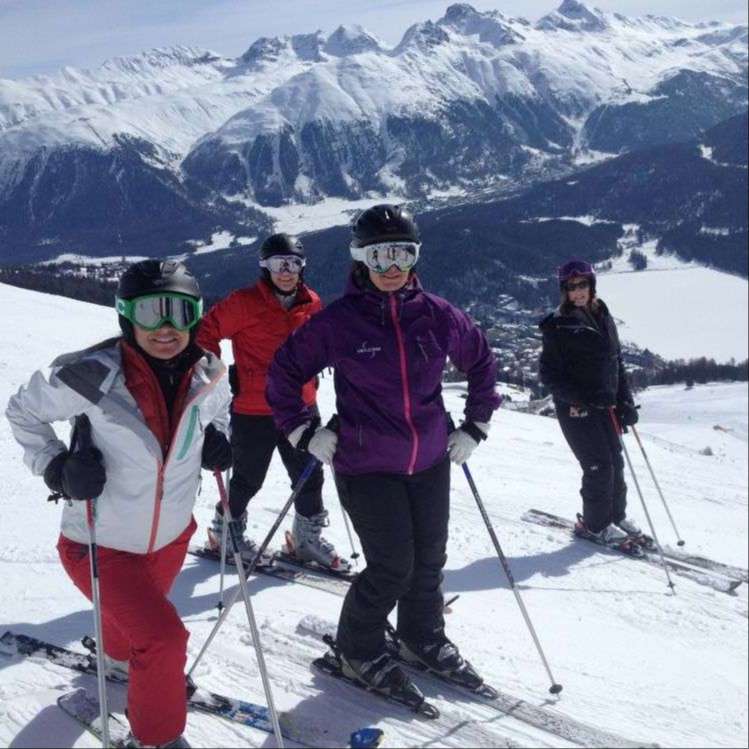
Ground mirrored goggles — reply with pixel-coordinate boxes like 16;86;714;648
259;255;306;274
116;293;203;331
351;241;420;273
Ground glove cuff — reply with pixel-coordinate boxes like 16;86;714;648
295;423;319;453
460;421;489;445
43;451;68;495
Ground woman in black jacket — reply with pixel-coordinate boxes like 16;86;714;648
539;259;641;546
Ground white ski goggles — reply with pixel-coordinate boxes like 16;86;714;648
350;241;420;273
259;255;305;274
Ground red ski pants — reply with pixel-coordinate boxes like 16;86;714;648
57;517;196;745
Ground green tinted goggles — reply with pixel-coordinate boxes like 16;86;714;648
116;293;203;331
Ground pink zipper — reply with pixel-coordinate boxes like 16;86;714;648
390;295;419;474
145;366;225;553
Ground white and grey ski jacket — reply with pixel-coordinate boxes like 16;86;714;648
5;338;231;554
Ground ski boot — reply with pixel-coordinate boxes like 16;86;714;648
206;507;273;567
574;514;643;556
398;634;487;692
103;653;129;681
615;517;655;549
124;733;191;748
313;635;439;718
283;510;352;576
338;649;433;713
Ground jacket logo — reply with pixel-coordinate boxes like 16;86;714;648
356;341;382;359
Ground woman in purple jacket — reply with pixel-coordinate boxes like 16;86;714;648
267;204;501;704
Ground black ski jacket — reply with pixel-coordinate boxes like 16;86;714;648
538;299;633;408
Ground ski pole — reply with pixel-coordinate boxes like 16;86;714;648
630;425;685;546
339;501;360;568
188;456;318;680
216;471;284;748
325;416;360;567
76;415;111;748
609;408;676;591
462;462;563;694
217;467;231;612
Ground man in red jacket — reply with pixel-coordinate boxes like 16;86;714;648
197;233;349;572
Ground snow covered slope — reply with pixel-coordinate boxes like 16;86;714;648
0;283;747;747
595;241;749;361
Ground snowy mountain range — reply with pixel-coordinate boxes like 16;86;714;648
0;1;747;262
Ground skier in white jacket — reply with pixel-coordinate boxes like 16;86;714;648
5;260;231;749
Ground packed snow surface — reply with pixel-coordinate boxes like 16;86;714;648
0;283;747;747
597;263;749;362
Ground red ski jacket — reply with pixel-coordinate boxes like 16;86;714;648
197;279;322;416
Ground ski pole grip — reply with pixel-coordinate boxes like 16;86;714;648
446;413;457;434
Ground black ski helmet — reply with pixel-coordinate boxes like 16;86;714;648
117;259;201;301
258;233;305;295
116;259;202;344
350;204;420;249
259;233;305;261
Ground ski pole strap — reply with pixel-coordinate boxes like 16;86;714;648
227;517;246;556
608;407;623;435
296;416;322;454
213;468;229;511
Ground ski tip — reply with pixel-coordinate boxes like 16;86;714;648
420;702;440;719
350;727;384;748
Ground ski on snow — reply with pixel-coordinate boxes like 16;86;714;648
57;686;385;749
298;615;659;749
522;509;744;594
58;688;131;747
0;630;342;747
187;544;351;597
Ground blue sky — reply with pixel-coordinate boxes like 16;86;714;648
1;0;747;79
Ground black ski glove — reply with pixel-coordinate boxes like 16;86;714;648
44;448;107;501
228;364;239;396
201;424;232;471
616;402;640;429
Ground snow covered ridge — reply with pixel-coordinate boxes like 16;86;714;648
0;1;746;210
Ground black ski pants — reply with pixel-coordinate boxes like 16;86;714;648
334;458;450;660
556;403;627;532
226;413;324;520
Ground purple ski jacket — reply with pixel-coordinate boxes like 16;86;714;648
267;273;501;477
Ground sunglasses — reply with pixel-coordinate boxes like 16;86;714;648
260;255;305;274
116;293;203;331
351;241;420;273
565;280;590;292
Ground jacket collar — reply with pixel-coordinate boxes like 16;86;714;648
344;270;423;301
256;277;314;309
